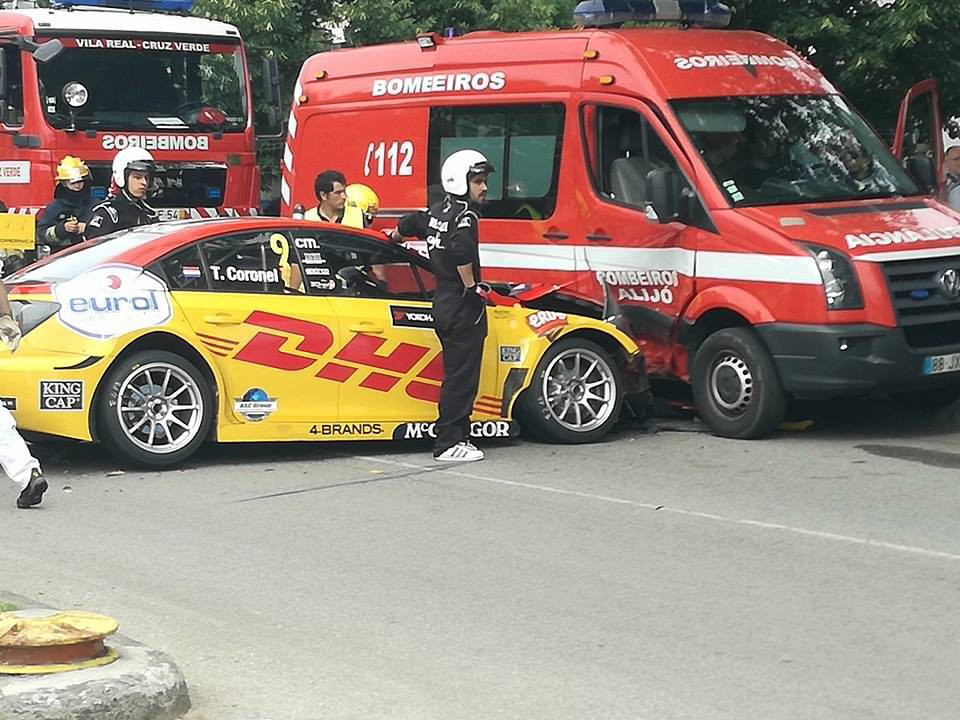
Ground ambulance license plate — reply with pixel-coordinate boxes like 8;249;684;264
923;352;960;375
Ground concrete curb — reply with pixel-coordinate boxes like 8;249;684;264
0;612;190;720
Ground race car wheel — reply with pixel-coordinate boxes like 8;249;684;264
691;327;786;439
517;337;623;443
97;350;213;468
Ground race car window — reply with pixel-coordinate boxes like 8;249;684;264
152;243;207;291
196;232;289;294
428;104;564;220
297;230;435;300
582;104;687;210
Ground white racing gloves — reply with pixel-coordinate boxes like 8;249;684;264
0;314;21;353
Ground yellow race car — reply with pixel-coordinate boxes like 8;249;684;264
1;218;646;467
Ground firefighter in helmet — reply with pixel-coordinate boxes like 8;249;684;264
86;147;159;240
343;183;380;228
36;156;96;253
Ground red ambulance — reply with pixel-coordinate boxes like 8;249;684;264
0;0;274;222
281;1;958;438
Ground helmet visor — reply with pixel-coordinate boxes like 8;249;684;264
468;161;495;177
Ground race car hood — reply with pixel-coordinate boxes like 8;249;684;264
739;198;960;258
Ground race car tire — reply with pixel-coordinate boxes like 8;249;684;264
516;337;623;444
97;350;213;468
890;385;960;409
691;327;786;439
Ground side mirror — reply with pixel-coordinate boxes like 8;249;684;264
904;155;937;194
32;39;63;64
646;168;682;224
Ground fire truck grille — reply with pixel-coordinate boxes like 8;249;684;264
881;255;960;350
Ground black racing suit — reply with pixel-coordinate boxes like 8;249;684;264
399;196;487;456
86;190;159;240
36;183;96;252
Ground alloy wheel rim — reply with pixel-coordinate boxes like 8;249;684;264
542;348;616;432
115;363;203;454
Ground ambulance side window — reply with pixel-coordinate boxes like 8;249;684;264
0;46;23;126
583;105;684;210
428;104;564;220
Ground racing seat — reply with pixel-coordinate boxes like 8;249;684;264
609;124;653;206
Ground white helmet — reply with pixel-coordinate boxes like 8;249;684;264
441;149;495;196
112;147;156;188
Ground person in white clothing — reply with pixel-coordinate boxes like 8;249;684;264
0;281;47;508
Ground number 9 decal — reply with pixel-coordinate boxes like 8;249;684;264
270;232;290;269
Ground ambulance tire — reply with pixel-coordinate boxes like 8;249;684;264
691;327;786;439
890;386;960;409
516;337;623;444
97;350;213;468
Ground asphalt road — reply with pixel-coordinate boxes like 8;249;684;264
2;398;960;720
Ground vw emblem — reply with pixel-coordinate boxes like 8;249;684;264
938;268;960;300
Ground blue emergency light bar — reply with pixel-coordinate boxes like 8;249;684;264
51;0;196;12
574;0;732;28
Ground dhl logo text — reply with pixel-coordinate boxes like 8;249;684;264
199;311;502;414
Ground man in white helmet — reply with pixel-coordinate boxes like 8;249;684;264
86;147;159;240
389;149;494;462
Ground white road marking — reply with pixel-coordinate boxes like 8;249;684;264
356;455;960;563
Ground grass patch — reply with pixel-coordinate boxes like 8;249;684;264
0;601;18;613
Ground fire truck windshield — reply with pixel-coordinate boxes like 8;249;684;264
36;38;247;133
672;95;920;207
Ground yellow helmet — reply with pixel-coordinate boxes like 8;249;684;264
55;156;90;183
345;183;380;222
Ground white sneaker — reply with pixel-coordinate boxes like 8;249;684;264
434;441;484;462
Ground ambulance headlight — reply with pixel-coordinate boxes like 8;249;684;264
62;82;89;109
805;244;863;310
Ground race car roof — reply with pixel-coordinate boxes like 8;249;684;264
5;7;240;39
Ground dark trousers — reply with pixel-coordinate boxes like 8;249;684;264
433;288;487;456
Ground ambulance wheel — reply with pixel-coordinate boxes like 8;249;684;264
97;350;213;468
691;328;786;439
890;386;960;409
517;337;623;443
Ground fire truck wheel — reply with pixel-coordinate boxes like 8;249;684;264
691;327;786;439
97;351;213;468
516;337;623;443
890;386;960;409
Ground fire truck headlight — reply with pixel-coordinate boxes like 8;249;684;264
804;244;863;311
62;82;89;109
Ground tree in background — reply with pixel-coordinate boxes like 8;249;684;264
726;0;960;138
335;0;578;46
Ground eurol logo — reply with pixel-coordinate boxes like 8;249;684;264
53;264;171;339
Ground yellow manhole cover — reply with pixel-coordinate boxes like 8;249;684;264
0;608;119;674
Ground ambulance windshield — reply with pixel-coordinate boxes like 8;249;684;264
36;38;247;133
672;95;920;206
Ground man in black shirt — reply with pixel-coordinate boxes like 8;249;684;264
391;150;494;462
87;148;159;240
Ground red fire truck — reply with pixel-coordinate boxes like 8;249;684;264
0;0;271;221
282;0;959;438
